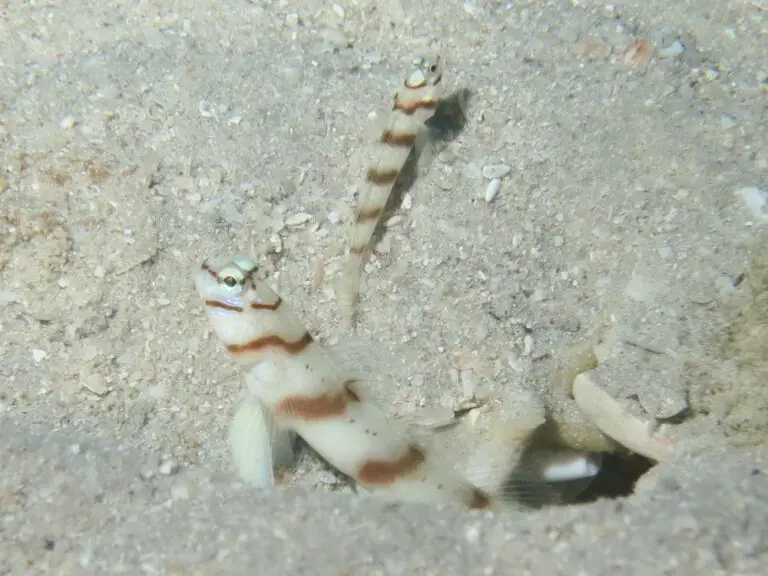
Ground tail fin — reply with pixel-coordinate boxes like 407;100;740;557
229;395;296;487
463;417;603;510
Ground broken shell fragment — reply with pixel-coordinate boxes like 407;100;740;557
485;178;502;203
572;371;673;462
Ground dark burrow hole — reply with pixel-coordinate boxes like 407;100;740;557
571;452;655;503
501;422;658;509
502;450;656;509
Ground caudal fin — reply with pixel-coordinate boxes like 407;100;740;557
463;418;603;510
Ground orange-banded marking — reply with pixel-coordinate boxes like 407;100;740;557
355;206;384;223
201;262;219;279
393;98;439;116
274;380;361;420
227;331;313;356
404;70;442;90
381;130;418;147
357;444;426;486
205;299;243;313
251;296;282;311
365;168;400;185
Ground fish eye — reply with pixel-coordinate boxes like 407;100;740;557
217;264;246;292
429;64;438;73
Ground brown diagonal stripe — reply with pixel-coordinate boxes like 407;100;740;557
366;168;399;185
227;331;313;355
393;99;439;115
274;379;361;420
205;299;244;313
201;262;218;279
357;445;426;485
381;130;418;147
404;77;428;90
356;206;383;223
251;296;282;311
468;488;491;510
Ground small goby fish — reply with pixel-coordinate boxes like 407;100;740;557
336;55;444;329
196;255;498;510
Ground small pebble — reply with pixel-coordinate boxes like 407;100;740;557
482;164;511;179
625;38;654;66
0;291;18;305
332;4;344;18
83;373;108;397
523;335;534;356
32;349;47;363
529;288;547;303
59;115;76;129
198;101;217;119
159;457;179;476
69;443;82;455
736;186;768;223
327;211;341;224
508;355;524;373
721;115;737;130
310;261;325;294
438;148;458;164
463;2;481;17
318;471;339;485
401;192;413;210
484;178;502;203
659;40;685;58
284;212;312;227
140;467;156;481
268;233;283;253
318;28;348;50
285;13;299;27
375;233;392;255
94;265;106;279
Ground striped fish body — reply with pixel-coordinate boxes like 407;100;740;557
338;56;444;328
196;256;491;510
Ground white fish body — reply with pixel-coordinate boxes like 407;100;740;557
196;255;492;509
336;56;444;329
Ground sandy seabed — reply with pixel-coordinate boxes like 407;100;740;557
1;1;767;574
